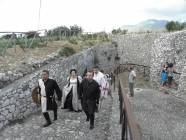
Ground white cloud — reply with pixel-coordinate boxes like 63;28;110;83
0;0;185;32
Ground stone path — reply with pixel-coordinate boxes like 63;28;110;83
0;88;121;140
119;72;186;140
131;89;186;140
1;72;185;140
108;88;121;140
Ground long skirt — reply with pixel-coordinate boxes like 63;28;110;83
64;90;73;110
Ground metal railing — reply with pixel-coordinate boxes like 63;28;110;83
115;64;142;140
118;78;141;140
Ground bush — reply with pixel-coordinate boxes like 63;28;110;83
68;37;78;44
85;40;96;46
16;38;43;49
58;47;76;57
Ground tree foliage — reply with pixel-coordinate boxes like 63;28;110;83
47;25;82;37
112;28;128;35
166;21;185;32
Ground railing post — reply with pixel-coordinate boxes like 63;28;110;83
114;75;116;91
119;78;141;140
125;112;128;140
119;82;122;124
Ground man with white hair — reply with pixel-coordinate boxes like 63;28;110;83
93;66;107;110
128;66;136;97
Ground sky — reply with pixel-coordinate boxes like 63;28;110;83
0;0;185;32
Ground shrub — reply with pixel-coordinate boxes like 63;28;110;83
58;47;76;57
68;37;78;44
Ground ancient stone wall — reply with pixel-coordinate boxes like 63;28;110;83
92;42;118;73
150;31;186;91
178;66;186;96
112;33;160;66
1;31;186;130
0;48;94;129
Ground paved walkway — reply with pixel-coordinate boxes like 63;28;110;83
131;89;186;140
119;72;186;140
0;87;121;140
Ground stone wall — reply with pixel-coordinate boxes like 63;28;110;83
112;33;160;66
92;42;118;73
150;31;186;90
112;32;186;96
0;52;59;89
0;48;94;129
178;66;186;96
1;31;186;130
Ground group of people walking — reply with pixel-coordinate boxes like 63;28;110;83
37;66;112;130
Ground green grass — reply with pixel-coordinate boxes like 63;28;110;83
58;46;76;57
0;32;110;56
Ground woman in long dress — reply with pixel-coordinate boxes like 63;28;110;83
61;69;82;112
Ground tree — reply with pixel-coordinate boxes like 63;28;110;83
112;28;127;34
70;25;82;36
166;21;184;32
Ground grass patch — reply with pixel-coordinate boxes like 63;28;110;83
58;46;76;57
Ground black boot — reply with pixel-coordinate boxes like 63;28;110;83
89;114;94;130
43;112;52;127
53;109;57;121
86;117;90;122
85;111;89;122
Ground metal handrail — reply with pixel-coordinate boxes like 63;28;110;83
118;77;141;140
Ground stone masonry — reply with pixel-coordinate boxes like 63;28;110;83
0;31;186;130
150;30;186;93
0;48;94;130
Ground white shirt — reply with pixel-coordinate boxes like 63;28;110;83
93;71;106;88
129;70;136;83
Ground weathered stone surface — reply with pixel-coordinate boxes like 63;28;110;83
0;94;114;140
0;48;94;129
0;31;186;131
150;31;186;94
120;72;186;140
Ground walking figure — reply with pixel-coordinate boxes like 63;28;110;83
38;70;62;127
80;70;100;130
128;67;136;97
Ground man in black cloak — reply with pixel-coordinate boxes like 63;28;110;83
38;70;62;127
80;70;100;130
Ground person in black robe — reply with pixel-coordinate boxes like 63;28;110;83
38;70;62;127
80;70;100;130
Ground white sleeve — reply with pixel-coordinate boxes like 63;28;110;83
78;76;82;83
101;76;107;88
132;71;136;77
67;76;70;81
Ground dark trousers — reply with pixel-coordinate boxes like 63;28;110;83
43;108;57;123
168;76;173;86
82;100;96;126
129;83;134;97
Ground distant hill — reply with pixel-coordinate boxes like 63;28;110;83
121;19;168;32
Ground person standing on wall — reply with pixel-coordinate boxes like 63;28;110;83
38;70;62;127
80;70;100;130
128;66;136;97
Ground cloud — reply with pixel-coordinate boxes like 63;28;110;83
144;0;186;20
0;0;185;32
